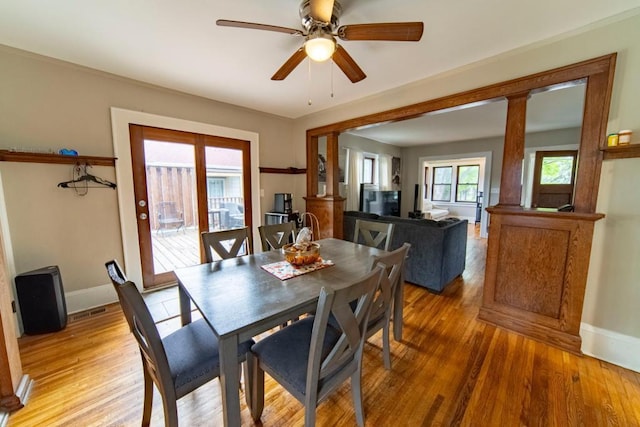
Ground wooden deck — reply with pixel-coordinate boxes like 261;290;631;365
9;226;640;426
151;228;201;273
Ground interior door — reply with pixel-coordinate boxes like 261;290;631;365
530;150;578;209
129;125;252;288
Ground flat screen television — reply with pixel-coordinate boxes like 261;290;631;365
359;184;401;217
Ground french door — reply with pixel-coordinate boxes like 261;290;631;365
129;125;252;288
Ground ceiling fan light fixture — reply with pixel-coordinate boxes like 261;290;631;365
304;32;336;62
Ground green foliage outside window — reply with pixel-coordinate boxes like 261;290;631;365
432;167;452;201
456;165;479;202
540;156;574;184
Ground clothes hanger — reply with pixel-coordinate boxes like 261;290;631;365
57;163;117;191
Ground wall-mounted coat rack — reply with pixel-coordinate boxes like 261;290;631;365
57;163;116;195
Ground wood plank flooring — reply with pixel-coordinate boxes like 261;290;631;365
8;228;640;426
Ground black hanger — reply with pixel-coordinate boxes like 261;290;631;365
57;164;117;189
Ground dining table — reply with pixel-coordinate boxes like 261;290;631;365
175;237;404;427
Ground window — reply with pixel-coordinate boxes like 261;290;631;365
207;177;225;198
456;165;480;202
362;156;375;184
432;167;452;201
539;156;575;184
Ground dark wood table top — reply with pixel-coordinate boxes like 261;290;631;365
175;238;385;340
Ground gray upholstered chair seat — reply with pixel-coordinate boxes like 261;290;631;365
105;259;255;426
249;266;385;427
251;317;341;396
166;319;253;397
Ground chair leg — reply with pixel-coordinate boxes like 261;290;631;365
351;370;365;427
249;353;264;421
382;322;392;370
304;405;317;427
142;366;153;427
242;359;252;410
162;398;179;427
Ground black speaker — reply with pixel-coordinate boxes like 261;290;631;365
15;265;67;335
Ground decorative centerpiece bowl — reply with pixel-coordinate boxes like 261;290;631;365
283;242;321;266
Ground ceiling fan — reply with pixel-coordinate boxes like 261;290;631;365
217;0;424;83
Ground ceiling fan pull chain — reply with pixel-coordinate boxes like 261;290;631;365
308;58;313;105
330;59;334;98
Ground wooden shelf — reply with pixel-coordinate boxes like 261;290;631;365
0;150;116;166
601;144;640;160
259;167;307;174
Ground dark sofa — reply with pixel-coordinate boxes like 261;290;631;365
343;211;468;293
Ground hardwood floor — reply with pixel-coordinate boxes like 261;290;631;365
9;227;640;426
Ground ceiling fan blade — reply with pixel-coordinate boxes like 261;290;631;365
310;0;335;23
272;48;307;80
216;19;304;36
333;45;366;83
337;22;424;41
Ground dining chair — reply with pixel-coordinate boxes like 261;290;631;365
248;265;385;427
365;242;411;369
105;259;135;331
201;227;253;262
353;219;395;251
258;221;296;251
104;260;254;427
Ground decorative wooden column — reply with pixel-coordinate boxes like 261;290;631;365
305;131;345;238
0;229;25;412
304;196;346;239
479;54;615;354
497;92;529;206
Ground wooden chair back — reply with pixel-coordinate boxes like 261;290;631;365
353;219;395;251
258;222;296;251
306;266;384;424
201;227;253;262
366;243;411;369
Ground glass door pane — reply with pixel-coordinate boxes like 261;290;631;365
205;146;245;231
145;140;200;274
204;146;248;258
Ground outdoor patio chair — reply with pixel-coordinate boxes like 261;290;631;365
156;201;184;234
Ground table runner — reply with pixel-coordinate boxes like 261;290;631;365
261;258;334;280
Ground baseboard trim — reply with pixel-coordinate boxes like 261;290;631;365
65;283;117;314
0;375;33;427
581;323;640;373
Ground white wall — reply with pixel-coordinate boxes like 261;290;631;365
0;44;297;313
292;11;640;370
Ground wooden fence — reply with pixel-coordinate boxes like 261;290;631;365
146;165;243;231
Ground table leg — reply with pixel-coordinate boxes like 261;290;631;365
219;335;241;427
393;275;404;341
178;285;192;326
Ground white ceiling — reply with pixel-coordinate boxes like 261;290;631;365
347;83;587;146
0;1;637;142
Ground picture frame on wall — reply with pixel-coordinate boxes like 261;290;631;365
392;156;401;190
318;150;347;183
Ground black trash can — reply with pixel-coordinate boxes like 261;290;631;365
15;265;67;335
